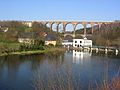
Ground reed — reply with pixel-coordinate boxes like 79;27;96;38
32;63;120;90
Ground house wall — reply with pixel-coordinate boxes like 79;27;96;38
45;41;56;46
73;39;92;47
18;38;34;44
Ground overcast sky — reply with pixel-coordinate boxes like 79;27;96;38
0;0;120;21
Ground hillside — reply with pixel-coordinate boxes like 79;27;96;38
75;23;120;47
0;21;52;54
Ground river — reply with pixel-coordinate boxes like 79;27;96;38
0;50;120;90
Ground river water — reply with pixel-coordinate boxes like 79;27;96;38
0;50;120;90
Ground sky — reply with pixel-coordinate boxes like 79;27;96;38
0;0;120;21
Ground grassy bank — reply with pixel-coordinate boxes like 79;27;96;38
0;47;66;56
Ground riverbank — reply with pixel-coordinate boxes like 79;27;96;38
0;47;66;57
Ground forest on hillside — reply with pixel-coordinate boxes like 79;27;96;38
0;21;53;54
75;23;120;47
0;21;51;43
92;23;120;47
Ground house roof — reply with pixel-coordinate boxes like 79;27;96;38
18;32;38;38
45;34;57;41
64;35;73;42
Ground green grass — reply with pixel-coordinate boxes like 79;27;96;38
0;47;66;56
0;42;20;49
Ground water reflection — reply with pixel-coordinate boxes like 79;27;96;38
0;51;120;90
0;53;65;90
73;50;92;64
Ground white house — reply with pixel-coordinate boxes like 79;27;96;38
73;37;92;48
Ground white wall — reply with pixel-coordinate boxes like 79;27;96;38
73;39;92;47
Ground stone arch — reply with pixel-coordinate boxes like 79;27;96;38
75;23;84;35
57;22;63;33
91;23;98;33
45;22;51;30
64;22;74;33
50;22;55;31
51;22;57;32
86;23;92;34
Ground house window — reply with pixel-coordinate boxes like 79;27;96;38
75;41;77;43
80;41;82;43
75;44;77;46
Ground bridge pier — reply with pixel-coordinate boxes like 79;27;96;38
56;22;61;33
56;25;59;33
73;24;77;38
98;23;102;31
63;24;66;33
50;22;55;31
83;24;86;36
50;24;52;31
91;24;94;34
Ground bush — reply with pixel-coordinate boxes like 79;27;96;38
48;44;54;47
19;43;45;51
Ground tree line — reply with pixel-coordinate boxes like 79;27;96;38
0;21;52;54
92;23;120;47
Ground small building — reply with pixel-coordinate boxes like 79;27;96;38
45;34;57;46
18;33;35;44
45;41;56;46
18;38;34;44
73;37;92;48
